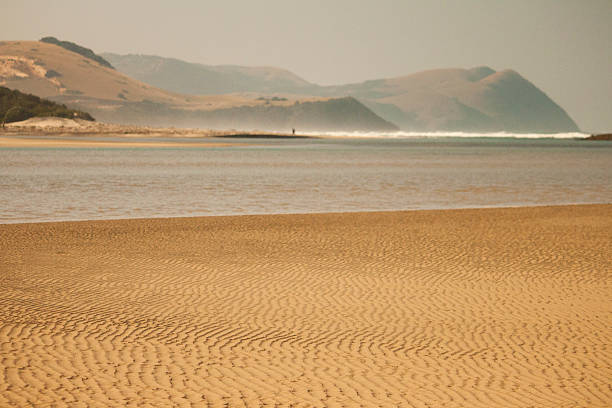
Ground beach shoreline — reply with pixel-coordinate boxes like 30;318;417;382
1;202;610;226
0;117;599;144
0;130;596;148
0;117;314;143
1;204;611;406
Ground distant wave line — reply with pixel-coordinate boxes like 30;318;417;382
299;131;588;139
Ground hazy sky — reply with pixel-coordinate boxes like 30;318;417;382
4;0;611;132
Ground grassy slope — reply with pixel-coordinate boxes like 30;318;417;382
0;41;396;130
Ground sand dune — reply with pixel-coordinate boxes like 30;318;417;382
0;205;610;407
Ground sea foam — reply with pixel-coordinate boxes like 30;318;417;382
300;131;588;139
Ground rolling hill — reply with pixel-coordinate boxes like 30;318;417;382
103;53;316;95
106;53;579;132
0;40;396;131
322;67;579;132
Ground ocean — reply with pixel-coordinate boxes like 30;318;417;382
1;134;610;223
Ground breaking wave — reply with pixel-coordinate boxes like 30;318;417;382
300;131;588;139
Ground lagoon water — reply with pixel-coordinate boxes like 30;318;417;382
1;136;611;223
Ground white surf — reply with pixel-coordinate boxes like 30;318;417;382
299;131;588;139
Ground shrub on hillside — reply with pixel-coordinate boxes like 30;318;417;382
40;36;114;69
0;86;95;124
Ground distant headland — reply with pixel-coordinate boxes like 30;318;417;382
0;37;582;133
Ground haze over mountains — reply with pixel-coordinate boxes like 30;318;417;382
0;37;579;132
102;53;314;95
0;40;395;131
106;53;579;133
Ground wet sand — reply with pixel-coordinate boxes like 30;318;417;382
0;136;240;149
0;134;307;148
0;205;611;407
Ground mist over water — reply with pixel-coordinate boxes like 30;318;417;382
1;136;610;224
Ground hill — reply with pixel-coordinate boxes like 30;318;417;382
0;41;395;131
106;53;579;132
1;86;93;125
322;67;579;132
102;96;397;131
103;53;316;95
0;41;188;105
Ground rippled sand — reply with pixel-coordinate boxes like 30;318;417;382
1;205;611;407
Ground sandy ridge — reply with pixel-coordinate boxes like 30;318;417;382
0;205;611;407
0;118;308;145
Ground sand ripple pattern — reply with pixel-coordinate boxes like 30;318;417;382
1;205;611;407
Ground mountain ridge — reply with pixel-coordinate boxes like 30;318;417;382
105;52;579;132
320;67;579;132
0;41;395;131
41;37;114;70
102;53;316;95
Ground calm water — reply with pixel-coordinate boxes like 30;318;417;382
1;136;611;223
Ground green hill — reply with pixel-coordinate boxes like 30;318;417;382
1;86;94;125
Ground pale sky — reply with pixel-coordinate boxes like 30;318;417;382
4;0;611;132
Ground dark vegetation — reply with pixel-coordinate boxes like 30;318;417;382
40;36;114;69
257;96;288;102
44;69;62;78
586;133;612;141
0;86;94;125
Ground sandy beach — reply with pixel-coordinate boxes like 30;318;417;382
0;205;610;407
0;118;310;144
0;120;309;148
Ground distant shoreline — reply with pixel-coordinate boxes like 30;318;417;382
216;133;314;139
0;117;602;141
1;117;320;140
